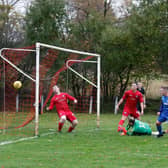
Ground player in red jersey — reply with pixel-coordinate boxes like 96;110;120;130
46;85;78;132
116;83;144;133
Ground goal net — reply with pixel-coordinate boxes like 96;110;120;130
0;43;100;143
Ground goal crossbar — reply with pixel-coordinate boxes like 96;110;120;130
37;42;100;57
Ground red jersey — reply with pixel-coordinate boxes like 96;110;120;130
122;90;143;115
48;92;76;113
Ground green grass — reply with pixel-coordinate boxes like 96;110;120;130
0;113;168;168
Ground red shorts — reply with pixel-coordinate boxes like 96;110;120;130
130;111;140;118
122;107;140;119
58;111;77;123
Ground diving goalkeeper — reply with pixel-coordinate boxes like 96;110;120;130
121;116;152;136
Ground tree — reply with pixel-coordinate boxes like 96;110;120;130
100;24;134;98
0;0;24;48
25;0;68;45
151;1;168;74
22;0;167;103
66;0;116;100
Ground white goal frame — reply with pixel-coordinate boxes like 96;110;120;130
0;42;101;136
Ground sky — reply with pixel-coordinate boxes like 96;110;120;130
14;0;131;17
14;0;32;14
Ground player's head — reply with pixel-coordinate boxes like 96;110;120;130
53;85;60;94
137;82;143;89
131;83;138;91
128;116;135;126
160;86;168;96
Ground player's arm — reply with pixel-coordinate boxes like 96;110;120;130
66;93;78;103
140;102;144;115
127;131;133;136
126;125;133;136
143;95;146;108
139;93;144;115
116;98;124;111
116;92;127;110
157;100;163;116
46;98;54;111
142;89;146;107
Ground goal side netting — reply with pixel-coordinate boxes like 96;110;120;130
0;42;100;142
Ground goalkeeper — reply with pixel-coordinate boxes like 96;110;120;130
121;116;152;136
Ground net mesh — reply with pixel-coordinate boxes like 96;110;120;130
0;44;98;141
0;46;36;141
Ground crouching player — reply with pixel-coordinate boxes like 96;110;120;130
121;116;152;136
47;85;78;132
156;86;168;137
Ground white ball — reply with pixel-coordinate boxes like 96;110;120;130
13;81;22;89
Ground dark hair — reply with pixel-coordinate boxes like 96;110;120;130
128;116;135;125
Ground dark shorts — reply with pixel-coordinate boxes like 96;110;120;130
137;103;141;112
158;114;168;123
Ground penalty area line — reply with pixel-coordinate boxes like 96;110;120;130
0;131;56;146
0;136;38;146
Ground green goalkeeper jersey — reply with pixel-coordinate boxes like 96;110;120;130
126;119;152;136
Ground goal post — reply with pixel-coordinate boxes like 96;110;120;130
35;43;40;136
37;42;101;129
0;42;101;141
0;46;37;142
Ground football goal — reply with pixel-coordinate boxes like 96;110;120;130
0;42;101;142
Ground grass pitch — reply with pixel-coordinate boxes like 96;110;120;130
0;113;168;168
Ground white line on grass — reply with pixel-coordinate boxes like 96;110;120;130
0;128;162;146
0;132;56;146
0;128;105;146
0;136;38;146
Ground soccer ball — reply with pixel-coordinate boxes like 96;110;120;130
13;81;22;89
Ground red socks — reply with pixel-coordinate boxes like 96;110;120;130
58;122;64;132
68;126;74;132
118;120;125;132
118;119;124;125
122;127;127;134
58;122;76;132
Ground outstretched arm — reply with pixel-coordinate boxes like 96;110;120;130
116;91;127;110
126;125;133;136
46;98;54;111
116;98;124;111
66;93;77;103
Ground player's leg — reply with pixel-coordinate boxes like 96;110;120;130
118;113;128;132
156;121;163;137
66;112;78;132
136;103;141;117
58;112;67;132
156;115;166;137
68;120;78;132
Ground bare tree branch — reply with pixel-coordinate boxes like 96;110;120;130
0;0;21;7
